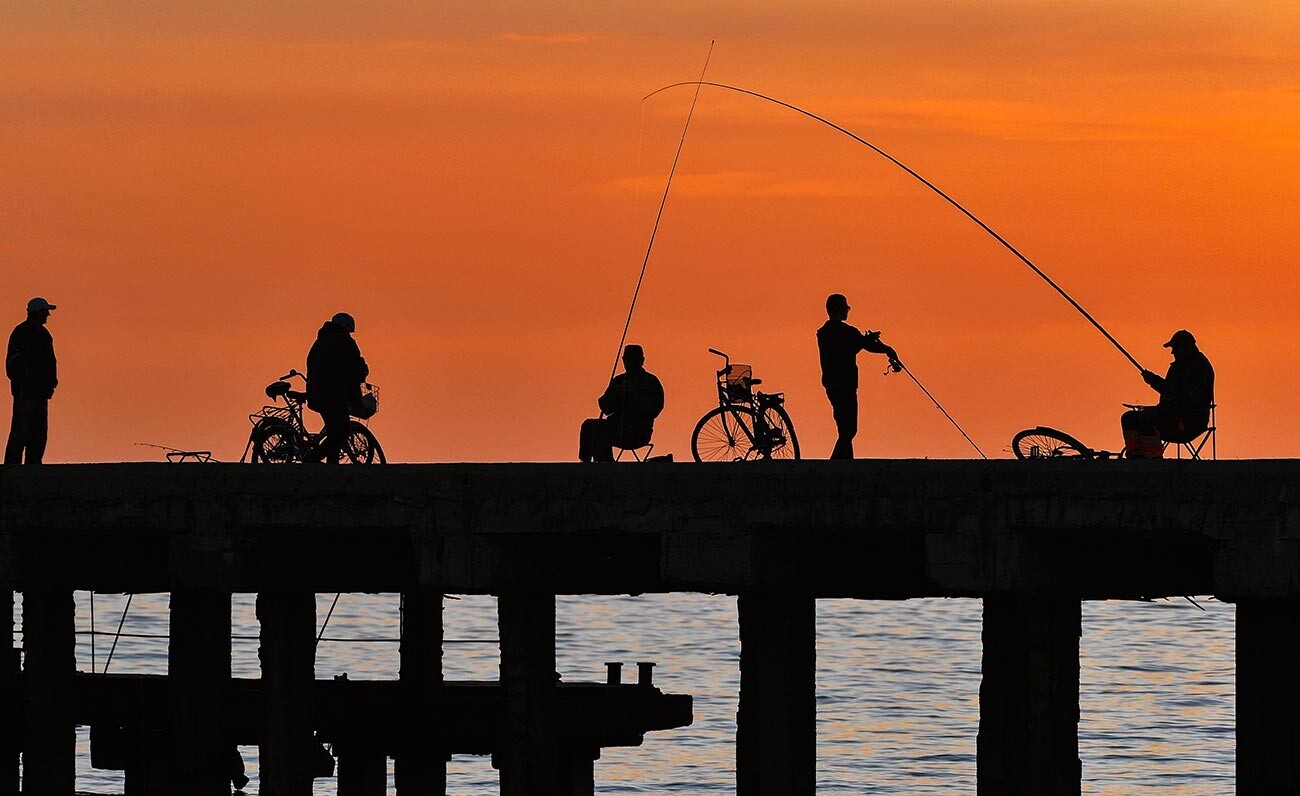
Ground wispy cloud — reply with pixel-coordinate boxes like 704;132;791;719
600;170;905;199
499;32;619;45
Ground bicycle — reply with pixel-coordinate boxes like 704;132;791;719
1011;403;1215;460
242;369;386;464
690;349;800;462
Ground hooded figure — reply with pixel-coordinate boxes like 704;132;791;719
306;312;369;463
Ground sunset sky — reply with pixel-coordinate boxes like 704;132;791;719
3;1;1298;462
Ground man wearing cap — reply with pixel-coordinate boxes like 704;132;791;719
579;344;665;462
1121;330;1214;458
817;293;902;460
306;312;369;464
5;297;59;464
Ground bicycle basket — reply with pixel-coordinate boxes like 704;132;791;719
721;365;753;401
351;383;380;420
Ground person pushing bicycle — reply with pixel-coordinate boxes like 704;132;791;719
817;293;902;460
306;312;369;464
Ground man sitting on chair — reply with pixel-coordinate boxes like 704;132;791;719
1121;329;1214;458
579;344;665;462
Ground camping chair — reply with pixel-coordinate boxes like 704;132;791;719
615;443;655;462
1166;405;1217;460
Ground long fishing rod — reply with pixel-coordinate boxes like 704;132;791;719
608;42;715;381
642;81;1146;374
898;364;987;459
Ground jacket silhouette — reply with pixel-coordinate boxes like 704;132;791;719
6;319;57;399
816;293;899;460
306;320;368;412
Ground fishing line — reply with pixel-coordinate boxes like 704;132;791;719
899;364;988;459
609;41;715;382
642;81;1146;374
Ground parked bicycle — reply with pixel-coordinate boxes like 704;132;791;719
690;349;800;462
243;369;385;464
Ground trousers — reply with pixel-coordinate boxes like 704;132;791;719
825;387;857;460
579;417;650;462
313;403;352;464
5;395;48;465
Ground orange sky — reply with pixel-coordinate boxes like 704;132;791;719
3;1;1298;462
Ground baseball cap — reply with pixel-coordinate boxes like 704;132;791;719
1163;329;1195;348
27;297;57;312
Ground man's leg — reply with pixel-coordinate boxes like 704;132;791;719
578;418;599;462
827;389;858;460
27;398;48;464
319;405;350;464
4;397;33;465
1121;408;1163;459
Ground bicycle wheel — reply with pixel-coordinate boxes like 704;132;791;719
339;421;386;464
1011;427;1090;460
692;406;760;462
251;418;301;464
757;404;800;460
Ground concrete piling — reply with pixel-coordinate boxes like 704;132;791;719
336;739;387;796
258;591;317;796
497;592;560;796
1;591;16;796
21;590;75;794
169;589;232;794
977;596;1081;796
396;587;445;795
1236;598;1300;792
736;592;816;796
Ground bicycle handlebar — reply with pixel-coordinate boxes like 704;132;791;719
279;369;304;381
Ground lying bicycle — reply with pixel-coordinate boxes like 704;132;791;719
1011;403;1216;460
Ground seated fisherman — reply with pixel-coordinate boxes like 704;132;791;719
579;344;665;462
1121;329;1214;458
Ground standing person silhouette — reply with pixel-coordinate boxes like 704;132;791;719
5;297;58;465
306;312;368;464
579;344;665;462
816;293;901;460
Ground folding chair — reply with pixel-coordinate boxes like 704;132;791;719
1168;404;1216;460
615;443;654;462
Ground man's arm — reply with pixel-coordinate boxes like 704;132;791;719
861;330;902;370
596;376;621;414
649;375;665;419
1141;369;1167;393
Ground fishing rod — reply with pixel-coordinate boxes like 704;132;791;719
642;81;1146;374
608;41;715;382
896;363;988;459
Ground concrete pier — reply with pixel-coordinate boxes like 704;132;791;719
168;589;231;794
4;460;1300;791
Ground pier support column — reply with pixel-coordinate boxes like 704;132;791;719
978;596;1081;796
21;590;75;794
336;740;387;796
559;747;596;796
497;592;559;796
736;592;816;796
258;591;316;796
396;587;445;795
169;590;232;795
1;591;17;796
1237;597;1300;791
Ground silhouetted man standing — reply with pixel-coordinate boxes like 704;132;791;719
817;293;901;460
579;344;665;462
1121;329;1214;458
5;297;58;465
306;312;368;464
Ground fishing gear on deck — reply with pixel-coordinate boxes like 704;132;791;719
642;81;1148;375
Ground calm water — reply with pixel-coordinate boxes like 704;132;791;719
21;592;1233;794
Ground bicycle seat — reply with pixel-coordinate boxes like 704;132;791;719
265;380;291;399
286;389;309;402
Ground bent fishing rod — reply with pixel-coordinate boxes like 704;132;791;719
643;81;1146;374
897;363;987;459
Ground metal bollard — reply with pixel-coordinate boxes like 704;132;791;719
637;661;655;687
605;661;623;685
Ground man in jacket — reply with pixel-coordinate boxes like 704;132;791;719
306;312;369;464
1121;329;1214;458
5;297;58;465
579;344;665;462
817;293;902;460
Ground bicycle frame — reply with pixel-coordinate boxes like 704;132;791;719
707;349;788;453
